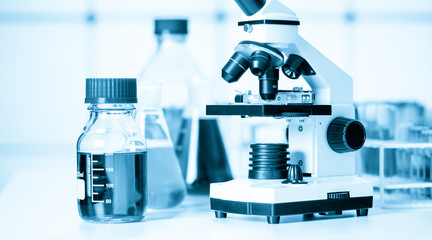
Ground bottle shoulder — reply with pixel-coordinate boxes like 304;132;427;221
139;45;201;82
77;113;146;153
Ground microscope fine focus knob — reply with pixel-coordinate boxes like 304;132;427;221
327;117;366;153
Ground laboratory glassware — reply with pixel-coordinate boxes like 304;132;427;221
138;18;200;143
77;78;147;223
137;18;232;193
175;79;233;193
135;83;186;208
357;101;432;207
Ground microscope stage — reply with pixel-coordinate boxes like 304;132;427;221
210;176;373;224
206;104;331;117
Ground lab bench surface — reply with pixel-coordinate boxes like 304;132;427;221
1;153;432;240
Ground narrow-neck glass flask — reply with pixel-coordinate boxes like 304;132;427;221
77;78;147;223
138;18;200;143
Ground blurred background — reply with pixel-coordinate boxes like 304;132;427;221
1;0;432;205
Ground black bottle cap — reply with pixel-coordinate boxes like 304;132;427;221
85;78;137;104
155;19;188;35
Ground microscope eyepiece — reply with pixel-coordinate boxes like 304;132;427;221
259;68;279;100
234;0;266;16
222;52;250;83
250;50;271;77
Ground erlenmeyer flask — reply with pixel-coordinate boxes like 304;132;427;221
135;83;186;208
175;78;233;193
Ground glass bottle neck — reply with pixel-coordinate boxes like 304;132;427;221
156;33;187;48
88;104;135;114
82;104;137;135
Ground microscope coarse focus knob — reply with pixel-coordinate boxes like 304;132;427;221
327;117;366;153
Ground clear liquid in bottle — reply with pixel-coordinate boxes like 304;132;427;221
77;152;146;223
135;85;186;208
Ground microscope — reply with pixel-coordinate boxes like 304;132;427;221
207;0;373;224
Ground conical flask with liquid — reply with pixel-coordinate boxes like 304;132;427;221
175;78;233;193
138;18;199;144
135;83;186;208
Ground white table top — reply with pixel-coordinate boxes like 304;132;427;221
1;151;432;240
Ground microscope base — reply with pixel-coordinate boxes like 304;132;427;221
210;176;373;224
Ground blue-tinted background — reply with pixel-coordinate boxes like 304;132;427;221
1;0;432;184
